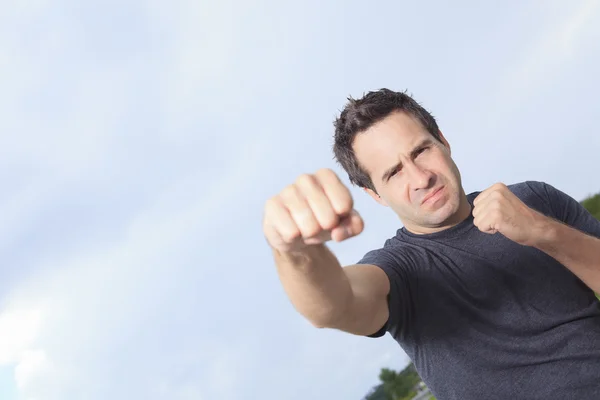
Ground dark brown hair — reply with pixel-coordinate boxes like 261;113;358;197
333;88;442;192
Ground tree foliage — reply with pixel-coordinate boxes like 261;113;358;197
581;192;600;222
581;192;600;299
364;363;425;400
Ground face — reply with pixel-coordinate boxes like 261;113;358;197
353;111;469;234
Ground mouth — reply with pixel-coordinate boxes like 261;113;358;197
421;186;444;205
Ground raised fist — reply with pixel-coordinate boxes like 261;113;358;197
263;168;364;252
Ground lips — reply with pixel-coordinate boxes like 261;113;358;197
422;186;444;205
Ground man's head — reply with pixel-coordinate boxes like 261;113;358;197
333;88;469;234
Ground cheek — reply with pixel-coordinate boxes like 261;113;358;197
400;184;414;206
434;156;457;181
383;186;411;208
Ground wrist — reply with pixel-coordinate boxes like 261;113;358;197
529;213;559;248
273;244;330;271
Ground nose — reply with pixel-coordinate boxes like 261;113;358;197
407;162;434;191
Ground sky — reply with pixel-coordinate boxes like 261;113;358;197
0;0;599;399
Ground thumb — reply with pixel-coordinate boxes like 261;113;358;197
331;209;364;242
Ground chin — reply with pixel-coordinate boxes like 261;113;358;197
423;197;460;225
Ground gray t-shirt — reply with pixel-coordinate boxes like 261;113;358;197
358;181;600;399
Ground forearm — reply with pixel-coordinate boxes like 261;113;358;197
274;244;353;327
532;216;600;293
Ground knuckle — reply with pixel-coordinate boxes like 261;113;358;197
280;228;301;243
263;198;281;224
320;217;338;231
303;226;322;238
356;216;365;233
492;196;504;207
280;184;298;200
315;168;335;179
337;196;354;214
295;173;316;188
265;196;280;211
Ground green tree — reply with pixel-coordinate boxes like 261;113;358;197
580;191;600;300
365;363;422;400
581;193;600;221
363;383;387;400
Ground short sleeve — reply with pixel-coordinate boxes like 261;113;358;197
356;244;415;339
527;181;600;239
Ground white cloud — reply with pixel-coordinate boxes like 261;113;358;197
0;1;271;394
0;125;272;397
14;350;53;391
0;308;43;365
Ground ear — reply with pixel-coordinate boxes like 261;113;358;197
363;187;389;207
438;130;451;155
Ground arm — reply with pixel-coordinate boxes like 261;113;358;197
473;181;600;293
264;169;391;336
275;243;390;336
531;215;600;294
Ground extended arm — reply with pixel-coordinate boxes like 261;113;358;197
264;169;390;336
275;244;390;335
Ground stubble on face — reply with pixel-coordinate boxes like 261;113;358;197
353;112;468;234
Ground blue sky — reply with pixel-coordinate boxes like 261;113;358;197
0;0;599;399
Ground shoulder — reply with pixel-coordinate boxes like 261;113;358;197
358;236;403;265
505;180;547;197
357;236;422;274
494;180;579;222
469;180;557;218
468;181;546;199
506;180;570;205
497;180;554;209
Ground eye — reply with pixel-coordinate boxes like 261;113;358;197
388;166;402;179
415;146;429;156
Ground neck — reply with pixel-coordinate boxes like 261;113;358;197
403;194;472;235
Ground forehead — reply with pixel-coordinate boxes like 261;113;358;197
353;111;432;173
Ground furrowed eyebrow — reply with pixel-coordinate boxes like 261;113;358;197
409;139;434;159
381;163;401;183
381;139;434;182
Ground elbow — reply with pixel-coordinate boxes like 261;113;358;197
295;294;354;330
298;307;337;329
308;317;331;329
305;308;347;330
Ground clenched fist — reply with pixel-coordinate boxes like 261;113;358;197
263;168;364;252
473;182;546;246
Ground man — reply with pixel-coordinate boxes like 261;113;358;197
262;88;600;399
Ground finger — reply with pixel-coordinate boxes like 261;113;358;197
474;183;510;207
472;199;487;220
304;230;333;245
295;174;339;231
473;187;493;208
331;209;364;242
315;169;354;216
266;196;302;245
472;189;501;219
263;219;292;251
279;185;321;238
473;210;498;234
